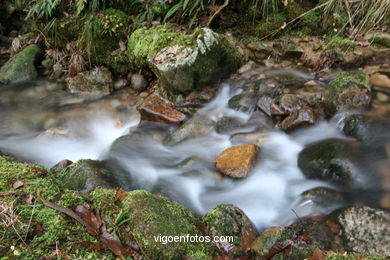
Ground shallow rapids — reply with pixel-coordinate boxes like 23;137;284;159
0;80;345;230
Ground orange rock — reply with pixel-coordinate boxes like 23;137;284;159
139;95;186;124
371;73;390;88
215;144;259;178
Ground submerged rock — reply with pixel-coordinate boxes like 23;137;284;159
150;28;241;96
202;204;257;255
59;159;117;194
297;139;365;187
139;95;186;124
337;205;390;257
215;144;259;178
228;93;258;112
324;71;371;115
343;114;390;143
0;44;42;83
119;190;212;260
164;114;215;145
66;66;113;94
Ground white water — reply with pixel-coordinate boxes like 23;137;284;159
0;84;343;230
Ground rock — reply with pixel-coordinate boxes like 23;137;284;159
216;117;246;134
324;71;371;115
113;78;128;90
343;114;390;143
139;95;186;124
265;69;313;86
283;44;304;60
251;226;286;258
257;95;274;117
131;73;147;91
150;28;241;96
251;218;341;260
337;205;390;257
66;67;113;94
365;32;390;48
59;159;117;194
228;93;258;113
202;204;257;254
215;144;259;179
281;107;316;131
164;115;215;145
0;44;42;83
370;73;390;88
377;92;389;102
50;159;73;174
119;190;212;260
297;139;366;187
277;94;308;114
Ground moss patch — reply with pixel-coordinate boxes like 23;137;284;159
0;44;42;83
120;190;213;260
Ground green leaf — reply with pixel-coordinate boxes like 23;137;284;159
164;2;182;22
183;0;190;11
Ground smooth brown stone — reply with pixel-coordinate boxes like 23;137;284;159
215;144;259;178
139;95;186;124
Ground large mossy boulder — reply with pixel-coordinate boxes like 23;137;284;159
128;25;241;96
120;190;213;260
297;139;367;187
324;71;371;115
0;44;42;83
202;204;257;256
59;159;117;194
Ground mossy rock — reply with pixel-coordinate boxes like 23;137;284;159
127;24;189;69
0;156;114;259
0;44;42;83
202;204;257;256
297;138;364;187
252;217;341;260
59;159;117;194
150;28;242;96
324;71;371;115
343;114;390;143
120;190;213;260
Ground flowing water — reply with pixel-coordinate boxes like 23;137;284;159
0;73;384;230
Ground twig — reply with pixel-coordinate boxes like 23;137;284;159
36;192;87;227
260;2;328;40
206;0;230;27
23;199;37;242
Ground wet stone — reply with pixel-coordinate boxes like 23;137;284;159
215;144;259;179
139;95;186;124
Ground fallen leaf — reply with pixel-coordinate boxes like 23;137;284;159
309;247;325;260
115;189;127;201
13;180;25;189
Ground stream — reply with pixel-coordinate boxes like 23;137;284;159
0;69;387;231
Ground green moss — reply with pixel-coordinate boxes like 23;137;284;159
255;14;286;38
326;35;356;51
0;44;42;83
0;156;114;259
120;190;213;260
127;24;198;69
326;71;370;106
286;43;298;51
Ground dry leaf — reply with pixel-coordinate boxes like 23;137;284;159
309;247;325;260
13;180;25;189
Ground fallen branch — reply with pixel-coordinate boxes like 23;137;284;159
37;193;141;260
206;0;230;27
